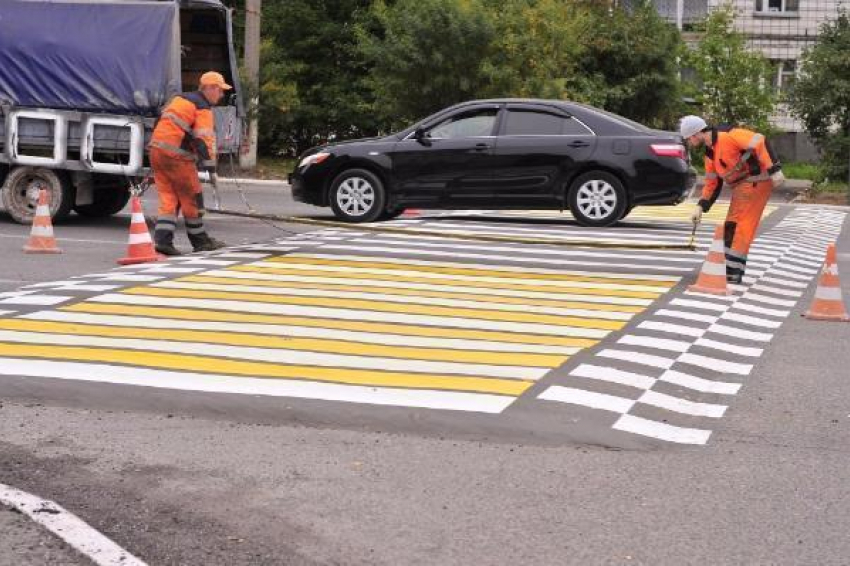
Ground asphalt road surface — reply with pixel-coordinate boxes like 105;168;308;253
1;180;849;565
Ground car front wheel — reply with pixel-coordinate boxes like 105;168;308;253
329;168;386;223
568;171;627;227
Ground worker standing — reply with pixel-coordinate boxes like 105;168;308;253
680;115;786;284
149;71;230;256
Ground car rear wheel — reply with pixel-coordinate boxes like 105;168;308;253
568;171;627;227
329;168;386;223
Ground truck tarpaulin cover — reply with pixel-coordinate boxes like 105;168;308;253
0;0;180;115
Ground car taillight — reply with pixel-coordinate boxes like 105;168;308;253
651;144;686;159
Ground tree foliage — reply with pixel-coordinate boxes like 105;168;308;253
685;4;775;132
787;12;850;183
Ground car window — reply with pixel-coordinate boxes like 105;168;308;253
428;109;498;139
503;110;593;136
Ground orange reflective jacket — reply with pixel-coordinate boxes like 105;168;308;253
149;91;217;168
700;127;775;209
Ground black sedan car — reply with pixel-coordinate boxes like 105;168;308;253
290;99;694;227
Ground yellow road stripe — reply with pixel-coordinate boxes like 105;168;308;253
62;304;599;348
0;319;566;367
230;265;663;299
177;275;646;314
0;343;530;396
122;287;626;330
265;256;677;288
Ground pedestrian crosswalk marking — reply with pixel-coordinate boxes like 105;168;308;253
0;319;566;367
120;286;629;331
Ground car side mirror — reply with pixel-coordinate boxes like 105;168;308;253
414;127;432;146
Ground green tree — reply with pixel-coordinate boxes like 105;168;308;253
578;2;685;128
685;4;776;131
260;0;379;156
357;0;497;129
787;12;850;185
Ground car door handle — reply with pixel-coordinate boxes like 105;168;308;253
469;143;490;152
568;140;590;148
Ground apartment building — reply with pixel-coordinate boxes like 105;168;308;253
630;0;849;160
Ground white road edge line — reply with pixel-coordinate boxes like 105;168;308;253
0;483;147;566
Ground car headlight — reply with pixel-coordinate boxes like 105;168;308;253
299;152;331;168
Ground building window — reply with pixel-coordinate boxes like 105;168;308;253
771;59;797;98
755;0;799;13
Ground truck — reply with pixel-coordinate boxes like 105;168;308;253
0;0;244;224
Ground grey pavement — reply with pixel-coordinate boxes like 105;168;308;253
1;180;849;565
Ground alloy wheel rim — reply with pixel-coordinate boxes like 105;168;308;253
576;180;617;220
337;177;376;217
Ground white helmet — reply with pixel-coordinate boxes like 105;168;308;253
679;115;708;139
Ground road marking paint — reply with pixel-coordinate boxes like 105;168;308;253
638;390;727;417
617;334;691;352
637;321;706;338
658;369;741;395
743;292;797;308
732;302;790;318
721;312;783;329
706;323;772;342
749;284;802;298
233;264;667;298
116;266;204;274
758;275;809;289
613;414;712;445
64;303;599;348
154;280;637;321
0;483;146;566
678;353;753;375
655;309;718;324
0;295;73;306
670;298;728;312
119;287;625;332
0;358;515;412
538;386;636;413
694;337;763;357
597;349;675;369
0;343;532;396
26;311;579;356
569;363;656;389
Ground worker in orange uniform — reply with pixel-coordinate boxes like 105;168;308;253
680;115;786;284
149;71;231;256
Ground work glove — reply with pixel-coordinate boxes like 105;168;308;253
770;169;786;188
690;204;703;227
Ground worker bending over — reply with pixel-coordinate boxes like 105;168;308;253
149;71;230;256
680;115;785;284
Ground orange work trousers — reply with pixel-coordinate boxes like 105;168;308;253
724;179;773;282
150;146;204;219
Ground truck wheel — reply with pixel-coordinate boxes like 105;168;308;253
1;166;75;224
74;177;131;218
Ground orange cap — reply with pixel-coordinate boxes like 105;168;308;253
199;71;232;90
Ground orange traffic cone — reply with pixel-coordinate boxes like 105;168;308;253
688;224;731;295
803;243;849;321
23;189;62;254
117;196;161;265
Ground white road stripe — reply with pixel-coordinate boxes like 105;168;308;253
0;295;72;306
758;276;808;289
538;386;635;413
721;311;783;329
613;414;712;445
655;309;718;324
0;330;548;380
670;298;729;312
0;483;146;566
317;245;697;273
743;292;797;307
26;311;579;355
695;337;763;357
706;323;772;342
198;269;655;306
638;390;727;417
154;280;636;321
658;369;741;395
0;358;515;413
292;253;684;280
732;302;790;318
55;285;122;292
569;363;655;389
637;321;706;338
618;335;691;352
679;353;753;375
402;221;699;242
88;294;611;338
597;349;675;369
749;284;802;298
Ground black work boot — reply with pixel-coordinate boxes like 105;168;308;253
154;238;182;256
189;233;227;253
